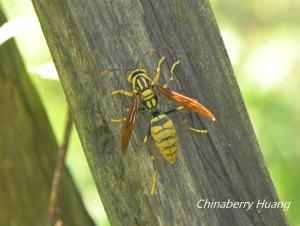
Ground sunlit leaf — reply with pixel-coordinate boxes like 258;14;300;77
28;62;59;80
0;16;39;45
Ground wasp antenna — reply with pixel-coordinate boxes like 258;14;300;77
134;48;156;68
100;69;110;76
100;68;130;76
147;48;156;53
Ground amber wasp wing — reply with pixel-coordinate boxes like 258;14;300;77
155;86;216;121
121;93;139;153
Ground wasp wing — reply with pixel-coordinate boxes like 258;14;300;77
121;94;139;153
155;86;216;121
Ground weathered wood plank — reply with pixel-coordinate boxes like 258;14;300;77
0;9;94;226
31;0;288;225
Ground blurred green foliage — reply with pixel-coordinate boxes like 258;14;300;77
1;1;109;225
211;0;300;225
1;0;299;225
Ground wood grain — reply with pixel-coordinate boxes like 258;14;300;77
31;0;289;225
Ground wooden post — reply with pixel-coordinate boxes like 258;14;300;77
0;9;94;226
31;0;288;225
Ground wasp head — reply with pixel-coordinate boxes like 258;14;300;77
127;68;147;83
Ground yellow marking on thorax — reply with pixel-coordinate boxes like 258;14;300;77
137;79;144;89
140;73;152;81
141;89;153;98
131;76;138;91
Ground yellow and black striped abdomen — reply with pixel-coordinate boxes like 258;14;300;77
151;114;178;164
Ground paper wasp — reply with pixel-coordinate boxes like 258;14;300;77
102;49;216;194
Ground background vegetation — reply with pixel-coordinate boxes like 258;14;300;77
1;0;299;225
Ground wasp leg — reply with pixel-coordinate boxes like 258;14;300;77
171;60;180;74
111;107;146;123
164;107;207;133
163;60;180;88
164;106;184;115
111;90;134;97
162;60;180;88
152;56;166;84
163;60;180;89
111;117;127;123
143;126;158;195
143;125;151;143
149;155;158;195
183;117;208;134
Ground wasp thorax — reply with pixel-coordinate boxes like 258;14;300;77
135;78;157;109
127;68;147;83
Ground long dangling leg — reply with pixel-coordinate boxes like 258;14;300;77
183;116;208;134
152;56;166;84
164;106;208;134
163;60;180;89
150;155;158;196
144;126;158;195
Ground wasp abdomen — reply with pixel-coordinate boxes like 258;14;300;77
151;114;178;164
